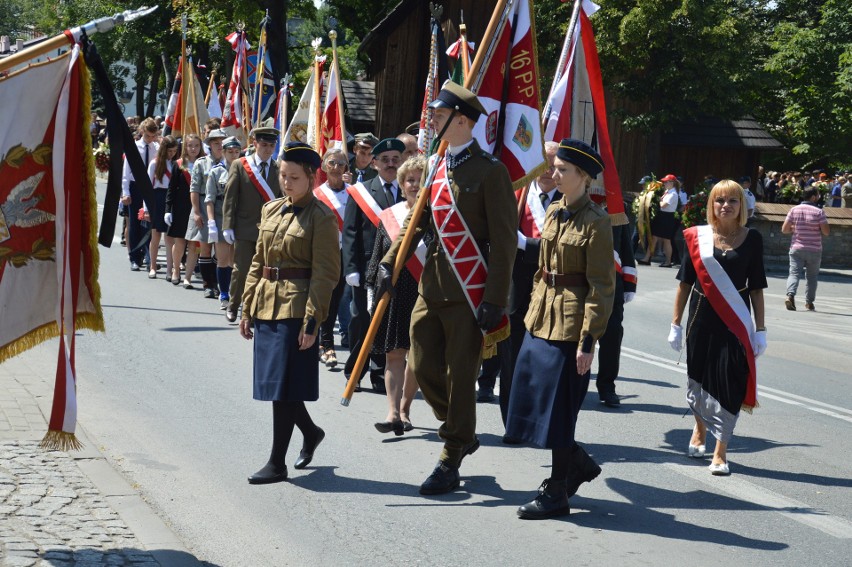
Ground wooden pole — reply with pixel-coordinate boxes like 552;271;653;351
311;41;323;152
329;30;347;153
0;35;69;74
340;0;512;405
460;23;470;82
204;70;216;105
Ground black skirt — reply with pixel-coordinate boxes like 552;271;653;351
651;210;677;239
253;319;320;402
151;188;169;233
166;187;192;238
505;332;590;449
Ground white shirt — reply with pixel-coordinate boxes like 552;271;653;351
745;189;756;217
147;160;172;189
660;188;679;212
121;138;160;197
252;153;273;178
448;139;474;157
377;176;400;202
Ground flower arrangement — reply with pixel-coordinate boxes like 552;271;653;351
677;188;708;228
93;142;110;173
632;175;663;251
779;181;802;204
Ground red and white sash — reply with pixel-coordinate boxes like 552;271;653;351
346;182;383;228
429;157;509;352
684;225;757;410
313;184;346;231
380;202;426;282
614;250;637;286
516;182;547;238
241;157;275;202
177;159;192;185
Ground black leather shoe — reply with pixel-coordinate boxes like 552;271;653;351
419;462;460;495
599;391;620;408
565;444;602;498
248;463;288;484
225;308;238;323
294;427;325;470
371;379;386;394
502;435;522;445
476;387;495;403
517;478;570;519
460;437;480;465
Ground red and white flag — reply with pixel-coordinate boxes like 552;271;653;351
163;57;183;134
317;48;346;185
221;31;251;139
543;0;625;222
0;45;104;450
471;0;546;189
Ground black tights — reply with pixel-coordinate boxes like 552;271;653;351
269;400;317;467
551;445;574;482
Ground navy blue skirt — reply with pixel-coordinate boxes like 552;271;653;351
253;319;320;402
152;188;169;233
505;332;590;449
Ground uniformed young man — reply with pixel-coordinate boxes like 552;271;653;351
344;132;379;184
222;121;282;322
341;138;406;392
376;82;517;495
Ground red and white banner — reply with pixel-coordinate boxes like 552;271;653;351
380;202;426;282
314;185;346;246
346;182;383;228
0;45;104;449
515;182;548;238
283;60;324;150
221;31;250;136
543;0;625;221
317;50;346;186
241;157;275;202
428;157;508;352
684;225;757;410
472;0;546;189
163;58;182;134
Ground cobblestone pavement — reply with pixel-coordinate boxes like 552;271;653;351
0;442;156;566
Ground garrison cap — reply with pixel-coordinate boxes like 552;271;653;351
428;81;486;121
280;142;321;169
250;118;280;143
222;136;242;150
556;138;604;178
204;128;228;144
371;138;406;157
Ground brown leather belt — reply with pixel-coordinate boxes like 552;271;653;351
542;268;588;288
262;266;312;281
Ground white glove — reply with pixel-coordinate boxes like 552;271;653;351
623;292;635;304
207;219;219;243
164;212;173;226
668;323;683;352
517;230;527;250
366;287;375;313
753;330;767;358
222;228;235;245
345;272;361;287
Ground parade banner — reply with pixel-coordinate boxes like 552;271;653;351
248;17;275;127
272;82;290;158
221;30;250;139
472;0;546;189
543;0;625;224
0;46;104;449
417;8;449;155
162;57;182;135
207;79;223;119
317;32;347;186
283;59;324;150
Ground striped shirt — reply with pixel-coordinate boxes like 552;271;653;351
786;202;827;251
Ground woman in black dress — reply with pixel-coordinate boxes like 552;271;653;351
365;155;427;435
669;179;767;476
165;134;204;284
239;143;341;484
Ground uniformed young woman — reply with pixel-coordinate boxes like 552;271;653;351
206;136;242;311
506;139;615;519
239;142;341;484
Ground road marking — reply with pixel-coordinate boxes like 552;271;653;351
621;346;852;423
663;461;852;539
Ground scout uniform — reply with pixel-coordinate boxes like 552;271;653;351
506;138;615;520
223;124;282;321
187;128;227;295
381;82;517;494
242;143;340;485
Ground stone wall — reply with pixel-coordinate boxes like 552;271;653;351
751;204;852;268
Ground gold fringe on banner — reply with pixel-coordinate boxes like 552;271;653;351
482;322;511;360
39;430;84;451
609;211;628;227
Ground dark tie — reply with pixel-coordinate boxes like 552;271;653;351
357;170;364;183
144;143;150;166
539;192;549;209
384;182;395;204
259;161;268;180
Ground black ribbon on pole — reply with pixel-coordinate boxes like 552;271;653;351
81;35;156;247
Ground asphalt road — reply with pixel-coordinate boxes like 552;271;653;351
64;191;852;566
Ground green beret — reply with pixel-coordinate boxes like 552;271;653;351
371;138;406;156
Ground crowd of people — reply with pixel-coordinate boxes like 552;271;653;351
116;82;772;520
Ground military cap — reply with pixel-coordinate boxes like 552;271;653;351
281;142;321;169
556;138;604;178
250;118;280;143
204;128;228;144
428;81;487;121
222;136;242;150
371;138;406;157
352;132;380;148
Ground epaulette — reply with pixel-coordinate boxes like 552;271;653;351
478;149;499;164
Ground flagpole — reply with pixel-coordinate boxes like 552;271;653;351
329;29;347;151
253;12;269;129
542;0;582;123
204;70;216;105
311;39;323;152
0;6;158;74
179;15;189;137
341;0;511;406
460;17;470;81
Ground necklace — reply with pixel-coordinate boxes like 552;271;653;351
715;226;743;257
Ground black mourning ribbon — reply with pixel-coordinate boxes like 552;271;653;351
82;35;156;247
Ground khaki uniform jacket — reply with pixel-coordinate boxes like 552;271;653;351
525;193;615;345
222;156;281;242
241;194;340;335
383;141;517;307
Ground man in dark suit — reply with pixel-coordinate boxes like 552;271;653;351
341;138;406;391
222;123;282;322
